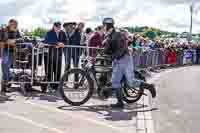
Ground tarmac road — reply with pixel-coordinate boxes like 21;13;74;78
2;52;200;133
0;89;139;133
152;66;200;133
0;52;139;133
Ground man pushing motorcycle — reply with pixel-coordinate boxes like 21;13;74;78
102;18;156;108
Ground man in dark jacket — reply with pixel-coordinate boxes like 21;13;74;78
103;18;156;108
0;19;22;96
63;22;84;82
63;22;75;65
65;22;84;71
43;22;65;91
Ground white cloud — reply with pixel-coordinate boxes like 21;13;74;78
0;0;200;33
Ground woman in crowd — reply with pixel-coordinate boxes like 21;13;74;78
87;26;104;64
80;27;93;59
43;22;65;91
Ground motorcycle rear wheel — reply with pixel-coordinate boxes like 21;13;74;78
59;68;94;106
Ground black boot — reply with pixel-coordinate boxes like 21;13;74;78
1;81;7;93
111;88;124;108
0;92;9;100
141;83;156;98
0;81;9;99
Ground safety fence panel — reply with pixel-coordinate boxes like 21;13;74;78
33;44;105;85
0;43;105;87
1;42;200;88
133;48;168;69
176;49;184;66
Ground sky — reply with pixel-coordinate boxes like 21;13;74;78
0;0;200;33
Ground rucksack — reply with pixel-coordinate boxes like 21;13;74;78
111;31;129;60
119;31;128;49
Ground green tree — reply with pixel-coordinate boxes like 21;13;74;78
31;28;48;38
144;30;157;40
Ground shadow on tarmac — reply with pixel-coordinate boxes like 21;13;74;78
24;90;62;102
58;104;158;121
1;87;62;103
0;95;14;103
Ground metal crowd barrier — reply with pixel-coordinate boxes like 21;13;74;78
0;43;199;88
132;48;197;70
32;44;101;84
0;43;105;90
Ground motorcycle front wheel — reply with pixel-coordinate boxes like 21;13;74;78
122;81;144;104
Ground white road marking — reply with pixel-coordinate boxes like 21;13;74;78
25;101;124;133
0;111;65;133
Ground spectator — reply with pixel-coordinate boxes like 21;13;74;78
165;47;177;65
142;38;150;48
1;19;22;95
80;27;93;59
64;22;84;82
119;29;130;48
63;22;74;65
65;22;84;72
43;22;65;91
131;35;140;49
170;47;177;65
87;26;104;64
127;34;133;46
80;27;93;46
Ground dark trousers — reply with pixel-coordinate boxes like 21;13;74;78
196;54;200;64
65;49;80;82
44;48;62;89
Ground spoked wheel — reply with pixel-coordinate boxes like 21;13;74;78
59;68;94;106
121;71;146;104
134;70;146;82
122;81;144;104
19;74;32;96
